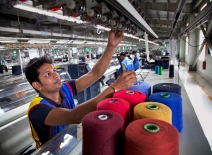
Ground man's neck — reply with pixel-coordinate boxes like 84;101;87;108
40;91;61;103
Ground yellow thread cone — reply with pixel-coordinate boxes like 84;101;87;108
133;102;172;124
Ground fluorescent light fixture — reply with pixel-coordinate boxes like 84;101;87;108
95;26;146;41
29;40;49;44
200;3;207;11
124;33;139;39
0;40;17;43
14;3;86;24
72;41;84;44
56;40;70;44
95;25;110;31
139;39;159;45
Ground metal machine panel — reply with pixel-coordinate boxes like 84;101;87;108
67;63;101;103
31;124;82;155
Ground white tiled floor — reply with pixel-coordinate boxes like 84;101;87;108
176;63;212;151
143;62;212;152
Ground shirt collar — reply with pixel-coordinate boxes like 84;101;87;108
39;89;66;107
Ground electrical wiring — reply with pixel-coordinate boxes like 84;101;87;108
181;37;205;47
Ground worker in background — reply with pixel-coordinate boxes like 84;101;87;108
25;30;136;149
0;57;8;72
132;51;140;71
120;52;134;72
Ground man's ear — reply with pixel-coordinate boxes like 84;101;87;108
32;82;42;91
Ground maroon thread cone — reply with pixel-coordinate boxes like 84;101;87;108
125;118;179;155
82;110;125;155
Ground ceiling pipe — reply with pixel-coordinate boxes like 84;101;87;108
168;0;186;38
179;3;212;38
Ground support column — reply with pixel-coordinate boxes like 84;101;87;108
188;14;199;71
180;36;186;62
68;47;72;61
169;39;175;65
40;48;45;56
144;32;149;61
171;38;176;65
176;39;180;58
18;49;23;74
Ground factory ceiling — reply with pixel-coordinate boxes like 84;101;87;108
0;0;211;46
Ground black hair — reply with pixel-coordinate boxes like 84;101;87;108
132;51;137;54
25;56;52;92
120;52;126;57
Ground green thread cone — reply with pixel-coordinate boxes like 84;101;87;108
158;66;163;75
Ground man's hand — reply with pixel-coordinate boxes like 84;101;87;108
112;71;136;91
107;30;124;48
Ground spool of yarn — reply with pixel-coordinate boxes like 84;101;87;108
154;60;159;74
153;83;181;95
158;66;163;75
155;60;159;66
96;54;100;59
4;66;8;72
82;110;125;155
97;98;130;125
113;90;146;121
0;66;3;73
12;65;22;75
148;92;183;132
125;118;179;155
133;102;172;124
169;64;174;78
155;65;159;74
128;81;151;97
158;60;163;66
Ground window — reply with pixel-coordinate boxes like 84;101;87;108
186;37;189;55
199;29;206;61
200;3;207;11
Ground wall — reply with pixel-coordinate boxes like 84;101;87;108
196;0;212;80
185;36;189;64
179;36;186;62
197;54;212;81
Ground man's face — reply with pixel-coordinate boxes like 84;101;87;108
120;55;125;60
36;63;62;93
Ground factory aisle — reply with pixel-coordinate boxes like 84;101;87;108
176;63;212;151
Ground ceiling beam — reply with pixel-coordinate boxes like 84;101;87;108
149;16;183;20
156;11;162;30
166;0;170;37
139;2;189;14
179;3;212;38
140;0;192;3
150;27;172;31
143;9;186;15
